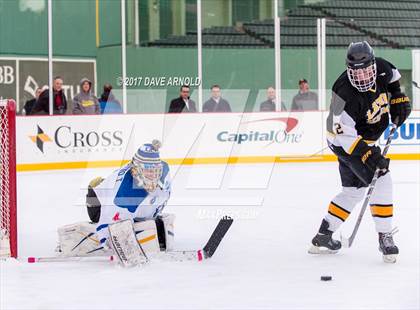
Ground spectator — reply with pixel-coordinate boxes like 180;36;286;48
203;85;232;113
168;85;197;113
99;83;122;114
259;86;287;111
291;79;318;111
22;87;42;115
72;78;100;115
32;76;67;115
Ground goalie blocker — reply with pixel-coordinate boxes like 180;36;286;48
56;213;175;257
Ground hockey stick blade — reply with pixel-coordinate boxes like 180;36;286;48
120;215;234;262
340;232;351;248
144;216;233;262
202;216;234;259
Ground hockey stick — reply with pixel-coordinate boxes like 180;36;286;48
27;255;114;263
146;216;234;262
27;216;233;264
341;124;397;248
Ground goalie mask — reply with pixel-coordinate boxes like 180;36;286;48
346;41;376;92
131;140;163;192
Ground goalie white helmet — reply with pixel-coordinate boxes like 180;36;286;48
131;140;163;192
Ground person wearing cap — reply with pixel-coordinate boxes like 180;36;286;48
291;79;318;111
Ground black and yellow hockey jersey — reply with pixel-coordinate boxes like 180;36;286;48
326;57;401;155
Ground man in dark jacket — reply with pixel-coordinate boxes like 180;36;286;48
203;85;232;113
168;85;197;113
291;79;318;111
22;87;42;115
259;86;287;111
31;76;67;115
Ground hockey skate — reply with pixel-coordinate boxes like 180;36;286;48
308;219;341;254
379;228;399;263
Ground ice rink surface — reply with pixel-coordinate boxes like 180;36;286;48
1;160;419;310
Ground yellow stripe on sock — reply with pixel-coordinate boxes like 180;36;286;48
328;202;350;221
370;205;393;217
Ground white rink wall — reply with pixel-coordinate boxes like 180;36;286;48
16;111;420;171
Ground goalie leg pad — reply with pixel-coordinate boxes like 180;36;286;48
156;213;175;251
57;222;106;257
108;220;148;267
132;219;160;254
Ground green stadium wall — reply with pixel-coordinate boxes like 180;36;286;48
0;0;413;112
0;0;97;57
97;46;412;112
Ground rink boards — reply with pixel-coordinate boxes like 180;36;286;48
15;111;420;171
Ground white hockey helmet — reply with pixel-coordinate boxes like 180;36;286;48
131;140;163;192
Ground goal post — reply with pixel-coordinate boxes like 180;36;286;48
0;99;17;258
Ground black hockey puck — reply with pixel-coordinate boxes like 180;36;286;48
321;276;332;281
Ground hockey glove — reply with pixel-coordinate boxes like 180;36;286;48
361;145;389;172
390;92;411;127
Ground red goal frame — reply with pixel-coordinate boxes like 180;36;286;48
0;99;17;258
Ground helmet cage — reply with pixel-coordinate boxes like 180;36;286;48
347;62;376;92
131;161;163;192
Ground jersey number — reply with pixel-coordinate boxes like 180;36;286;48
334;123;344;135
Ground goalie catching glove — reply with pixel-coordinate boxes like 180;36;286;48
389;92;411;127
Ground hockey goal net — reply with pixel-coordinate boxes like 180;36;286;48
0;99;17;258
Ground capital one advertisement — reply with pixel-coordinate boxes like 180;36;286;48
16;112;324;169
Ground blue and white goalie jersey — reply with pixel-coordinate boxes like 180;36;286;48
93;161;171;244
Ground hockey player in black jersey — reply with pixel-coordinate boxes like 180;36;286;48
309;41;411;263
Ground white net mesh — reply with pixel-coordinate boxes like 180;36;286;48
0;99;12;257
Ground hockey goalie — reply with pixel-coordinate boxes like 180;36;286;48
56;140;175;266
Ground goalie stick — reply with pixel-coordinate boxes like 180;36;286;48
27;216;233;264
